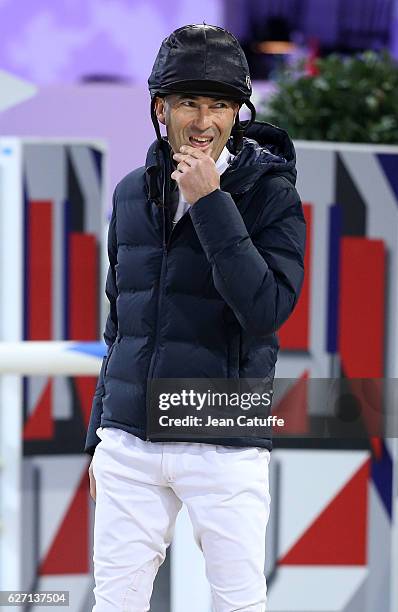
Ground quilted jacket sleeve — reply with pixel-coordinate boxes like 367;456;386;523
189;178;306;336
84;189;119;456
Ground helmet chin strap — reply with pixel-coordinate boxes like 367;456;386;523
151;97;163;141
149;96;174;216
231;99;256;154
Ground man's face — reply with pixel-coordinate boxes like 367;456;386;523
155;94;239;162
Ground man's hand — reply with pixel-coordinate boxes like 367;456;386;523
89;458;96;502
171;145;220;205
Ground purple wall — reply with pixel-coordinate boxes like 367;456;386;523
225;0;339;44
224;0;395;51
304;0;340;45
0;0;223;84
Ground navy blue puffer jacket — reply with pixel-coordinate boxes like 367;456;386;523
85;121;306;456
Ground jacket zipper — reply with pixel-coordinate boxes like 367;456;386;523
147;248;167;378
145;199;169;440
167;209;190;249
145;205;187;440
151;207;187;374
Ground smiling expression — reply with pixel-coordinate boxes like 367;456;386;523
155;94;239;161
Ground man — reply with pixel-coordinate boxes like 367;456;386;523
85;24;305;612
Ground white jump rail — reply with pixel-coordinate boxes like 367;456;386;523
0;342;105;375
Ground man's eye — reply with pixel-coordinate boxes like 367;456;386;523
212;102;228;109
181;101;195;107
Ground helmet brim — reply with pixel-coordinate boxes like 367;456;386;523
152;79;248;102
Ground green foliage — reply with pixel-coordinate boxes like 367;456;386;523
258;51;398;144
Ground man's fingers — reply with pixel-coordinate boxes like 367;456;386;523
173;153;196;166
171;159;191;180
179;145;214;159
177;160;191;172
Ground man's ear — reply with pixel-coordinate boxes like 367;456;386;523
155;97;166;125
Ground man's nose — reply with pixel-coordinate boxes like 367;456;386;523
192;106;212;131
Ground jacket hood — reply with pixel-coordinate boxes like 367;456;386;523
145;120;297;199
221;121;297;195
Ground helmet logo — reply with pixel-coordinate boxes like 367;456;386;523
246;75;251;90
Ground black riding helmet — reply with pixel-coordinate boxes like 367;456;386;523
148;24;256;154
